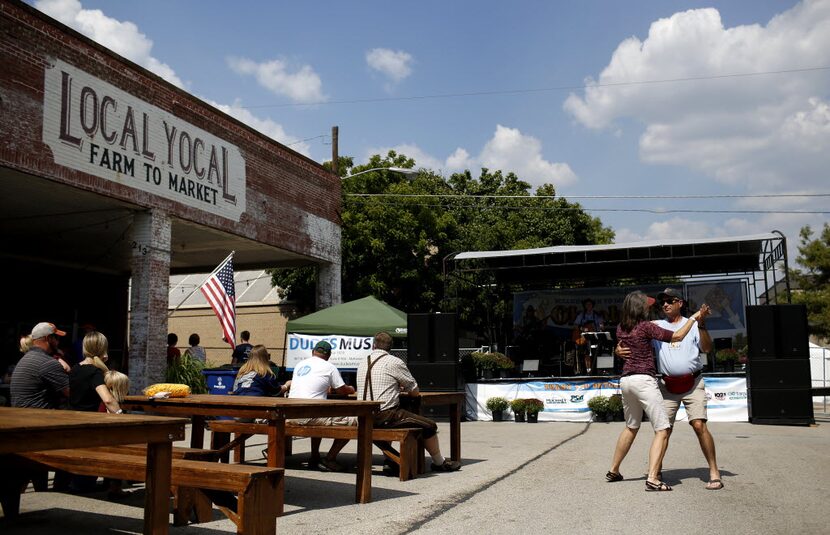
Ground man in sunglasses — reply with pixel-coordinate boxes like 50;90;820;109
617;288;722;490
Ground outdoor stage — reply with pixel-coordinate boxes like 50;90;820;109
465;373;749;423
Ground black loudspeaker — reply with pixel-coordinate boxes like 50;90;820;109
746;305;777;358
746;304;809;359
408;361;461;391
746;359;811;390
748;388;814;424
432;313;458;362
776;304;809;358
407;314;432;362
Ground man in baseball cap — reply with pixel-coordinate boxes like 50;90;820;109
11;322;69;408
288;339;356;471
31;322;67;339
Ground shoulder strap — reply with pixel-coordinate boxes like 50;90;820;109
362;352;387;401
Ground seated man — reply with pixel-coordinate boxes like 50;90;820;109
356;331;460;473
288;340;355;471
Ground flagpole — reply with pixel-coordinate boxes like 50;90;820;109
167;251;235;318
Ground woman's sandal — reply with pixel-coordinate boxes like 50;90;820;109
605;471;624;482
645;480;672;492
705;479;724;490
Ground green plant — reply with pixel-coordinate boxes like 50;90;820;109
471;352;515;373
607;395;624;419
509;398;527;414
715;348;739;363
524;398;545;415
165;353;208;394
587;395;609;418
485;396;509;413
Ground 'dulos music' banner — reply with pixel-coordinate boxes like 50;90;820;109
285;333;372;370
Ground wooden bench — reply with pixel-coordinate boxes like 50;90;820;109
21;448;282;535
208;420;425;481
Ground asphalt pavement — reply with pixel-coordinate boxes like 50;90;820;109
3;409;829;534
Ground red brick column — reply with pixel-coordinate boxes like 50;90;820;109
128;209;172;393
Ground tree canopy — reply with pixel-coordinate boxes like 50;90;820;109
789;224;830;342
270;151;613;346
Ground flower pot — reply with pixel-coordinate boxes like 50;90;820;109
526;412;538;423
492;410;504;422
513;412;526;423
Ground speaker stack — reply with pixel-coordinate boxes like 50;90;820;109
745;304;814;425
406;313;461;398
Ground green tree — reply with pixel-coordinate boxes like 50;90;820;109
270;151;614;346
789;224;830;341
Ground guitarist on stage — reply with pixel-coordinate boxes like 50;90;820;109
573;298;604;375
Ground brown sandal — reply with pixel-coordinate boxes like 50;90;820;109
605;471;624;482
645;480;672;492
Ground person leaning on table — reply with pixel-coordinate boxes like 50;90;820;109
356;331;461;473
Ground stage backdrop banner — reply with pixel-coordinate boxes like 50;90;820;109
285;333;372;370
466;380;621;422
466;376;748;422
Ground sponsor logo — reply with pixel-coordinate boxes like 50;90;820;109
714;392;727;400
728;392;747;400
570;394;584;403
546;398;568;404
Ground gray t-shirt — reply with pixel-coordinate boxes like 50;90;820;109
11;347;69;408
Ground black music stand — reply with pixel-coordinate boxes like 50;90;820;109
583;332;614;373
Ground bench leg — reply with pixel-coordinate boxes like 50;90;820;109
211;430;231;463
400;435;418;481
417;435;426;474
174;486;213;525
238;477;278;535
234;433;245;463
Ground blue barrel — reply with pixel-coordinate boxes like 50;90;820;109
202;368;238;395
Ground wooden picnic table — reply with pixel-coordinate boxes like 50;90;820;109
399;391;465;462
0;406;186;535
122;394;380;513
341;390;466;462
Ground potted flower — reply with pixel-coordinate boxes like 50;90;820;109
486;396;509;421
607;394;624;421
510;398;527;422
715;348;739;372
472;352;515;379
524;398;544;423
587;395;610;422
737;346;748;366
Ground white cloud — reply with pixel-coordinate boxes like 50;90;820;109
366;125;577;189
366;48;413;84
34;0;185;88
227;57;326;104
564;1;830;194
479;125;578;188
204;99;311;157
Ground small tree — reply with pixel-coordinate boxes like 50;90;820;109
789;224;830;343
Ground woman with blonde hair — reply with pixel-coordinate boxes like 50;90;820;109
232;345;289;397
69;331;122;414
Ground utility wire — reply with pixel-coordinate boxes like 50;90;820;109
345;192;830;200
241;65;830;109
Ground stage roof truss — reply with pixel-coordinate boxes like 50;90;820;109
444;232;791;304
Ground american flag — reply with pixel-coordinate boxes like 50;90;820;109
200;254;236;349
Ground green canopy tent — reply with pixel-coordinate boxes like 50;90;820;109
284;296;408;370
286;296;408;337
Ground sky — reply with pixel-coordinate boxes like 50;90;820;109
28;0;830;266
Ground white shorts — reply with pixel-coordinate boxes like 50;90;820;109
289;416;356;426
620;374;670;431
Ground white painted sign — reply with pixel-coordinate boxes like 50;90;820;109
42;59;246;221
286;333;373;370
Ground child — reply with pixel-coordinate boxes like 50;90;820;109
103;369;130;498
232;345;289;397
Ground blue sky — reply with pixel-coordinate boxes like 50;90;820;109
30;0;830;263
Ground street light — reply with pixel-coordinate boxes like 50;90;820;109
344;167;419;180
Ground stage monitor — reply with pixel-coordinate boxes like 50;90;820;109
521;359;539;372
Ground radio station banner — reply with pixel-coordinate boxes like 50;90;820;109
285;333;372;370
466;376;748;422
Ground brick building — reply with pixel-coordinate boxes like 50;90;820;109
0;1;341;391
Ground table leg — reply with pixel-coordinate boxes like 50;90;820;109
144;441;173;535
356;413;373;504
190;415;205;448
266;418;285;516
449;401;462;462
